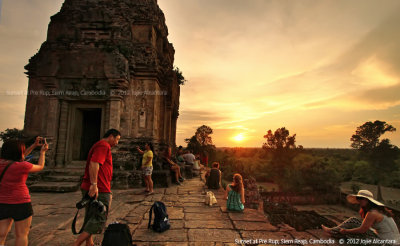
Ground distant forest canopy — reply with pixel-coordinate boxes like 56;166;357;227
187;122;399;194
213;145;400;192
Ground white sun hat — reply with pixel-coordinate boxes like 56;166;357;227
347;190;385;206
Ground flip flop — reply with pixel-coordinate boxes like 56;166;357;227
147;192;154;195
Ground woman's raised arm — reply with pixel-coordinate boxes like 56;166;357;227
29;139;48;173
24;136;43;157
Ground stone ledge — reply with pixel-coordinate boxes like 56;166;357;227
132;229;187;242
188;229;240;242
232;221;278;231
185;220;234;229
239;230;292;241
29;182;80;192
185;212;229;221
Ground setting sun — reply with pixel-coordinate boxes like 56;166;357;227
233;133;245;142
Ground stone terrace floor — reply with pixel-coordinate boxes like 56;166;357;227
6;175;342;246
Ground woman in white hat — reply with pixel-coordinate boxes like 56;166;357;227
321;190;400;243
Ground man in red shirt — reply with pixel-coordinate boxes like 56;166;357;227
73;129;120;246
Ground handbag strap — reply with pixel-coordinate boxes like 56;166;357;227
0;161;15;184
72;205;92;235
72;209;84;235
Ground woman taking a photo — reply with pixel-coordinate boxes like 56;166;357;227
137;143;154;195
0;137;48;246
322;190;400;244
225;173;245;212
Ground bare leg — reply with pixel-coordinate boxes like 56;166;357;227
173;164;183;179
147;175;153;193
177;166;183;178
85;234;94;246
85;235;94;246
73;231;92;246
321;224;332;234
0;218;13;245
14;216;32;246
171;166;179;181
144;175;149;192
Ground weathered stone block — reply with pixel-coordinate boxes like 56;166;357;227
184;220;234;229
152;170;172;188
228;209;268;222
185;212;229;221
188;229;240;243
132;229;187;242
129;170;144;188
232;221;278;231
112;170;130;189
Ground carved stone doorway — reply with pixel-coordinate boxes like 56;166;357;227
65;103;105;165
75;108;102;160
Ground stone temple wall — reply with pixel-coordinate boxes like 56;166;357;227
23;0;180;169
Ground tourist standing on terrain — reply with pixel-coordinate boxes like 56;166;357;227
322;190;400;244
137;143;154;195
0;137;48;246
73;129;120;246
225;173;245;212
205;162;222;189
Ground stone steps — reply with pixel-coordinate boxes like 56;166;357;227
45;175;82;182
50;168;85;176
29;182;80;192
28;165;85;193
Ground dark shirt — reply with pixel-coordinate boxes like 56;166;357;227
206;168;221;189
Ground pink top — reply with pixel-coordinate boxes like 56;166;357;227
0;159;33;204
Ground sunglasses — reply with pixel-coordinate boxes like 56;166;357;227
356;197;366;201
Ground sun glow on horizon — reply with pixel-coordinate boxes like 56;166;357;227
232;133;245;142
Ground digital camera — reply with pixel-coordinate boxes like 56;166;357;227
76;193;92;209
76;193;106;214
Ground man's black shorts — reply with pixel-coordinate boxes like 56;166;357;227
0;203;33;221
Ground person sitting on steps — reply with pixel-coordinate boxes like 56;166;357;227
205;162;222;189
225;173;245;212
321;190;400;244
162;146;184;185
182;150;195;167
175;146;185;165
193;154;204;171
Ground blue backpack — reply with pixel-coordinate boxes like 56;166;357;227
148;201;170;232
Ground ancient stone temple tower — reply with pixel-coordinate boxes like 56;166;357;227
24;0;180;168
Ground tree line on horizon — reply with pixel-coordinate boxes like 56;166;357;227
182;120;399;201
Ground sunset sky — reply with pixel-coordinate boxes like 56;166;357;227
0;0;399;148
